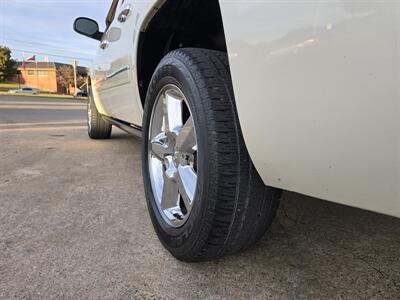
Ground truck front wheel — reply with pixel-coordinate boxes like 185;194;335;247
142;48;281;262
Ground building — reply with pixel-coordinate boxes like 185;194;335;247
11;62;88;94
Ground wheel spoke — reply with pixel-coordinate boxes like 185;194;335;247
150;99;165;139
149;155;164;203
161;169;180;210
175;117;197;153
176;165;197;210
164;90;183;134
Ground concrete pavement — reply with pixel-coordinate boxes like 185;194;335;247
0;95;399;299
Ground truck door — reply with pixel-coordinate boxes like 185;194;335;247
93;0;142;125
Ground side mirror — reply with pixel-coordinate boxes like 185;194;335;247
73;17;103;41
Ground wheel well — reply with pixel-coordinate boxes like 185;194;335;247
136;0;227;106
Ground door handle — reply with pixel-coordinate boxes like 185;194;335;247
118;5;131;23
100;40;109;50
106;65;130;80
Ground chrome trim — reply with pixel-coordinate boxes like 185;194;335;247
100;40;109;49
106;65;130;80
118;4;131;23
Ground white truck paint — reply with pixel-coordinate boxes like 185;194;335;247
219;1;400;218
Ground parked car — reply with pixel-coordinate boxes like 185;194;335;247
8;87;39;94
74;0;400;261
74;90;88;97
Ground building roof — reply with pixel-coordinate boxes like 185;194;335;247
18;62;56;69
18;62;88;75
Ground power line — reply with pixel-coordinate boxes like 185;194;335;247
5;37;96;56
9;48;93;62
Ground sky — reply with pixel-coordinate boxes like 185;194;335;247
0;0;111;66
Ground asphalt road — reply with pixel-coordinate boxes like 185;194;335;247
0;95;399;299
0;95;86;126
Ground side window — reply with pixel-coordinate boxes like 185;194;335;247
38;70;48;77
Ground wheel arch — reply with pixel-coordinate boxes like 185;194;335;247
136;0;228;107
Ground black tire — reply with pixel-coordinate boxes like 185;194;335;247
87;88;112;139
142;48;281;262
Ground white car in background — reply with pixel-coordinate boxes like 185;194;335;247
8;87;39;94
74;0;400;261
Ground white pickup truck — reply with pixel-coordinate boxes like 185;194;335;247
74;0;400;261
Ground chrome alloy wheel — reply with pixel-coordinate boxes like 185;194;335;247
148;84;198;228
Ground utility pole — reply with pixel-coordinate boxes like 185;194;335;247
35;59;39;91
72;60;78;95
17;71;21;89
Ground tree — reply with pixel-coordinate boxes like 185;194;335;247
77;73;86;88
0;46;18;82
56;65;74;94
56;65;86;94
